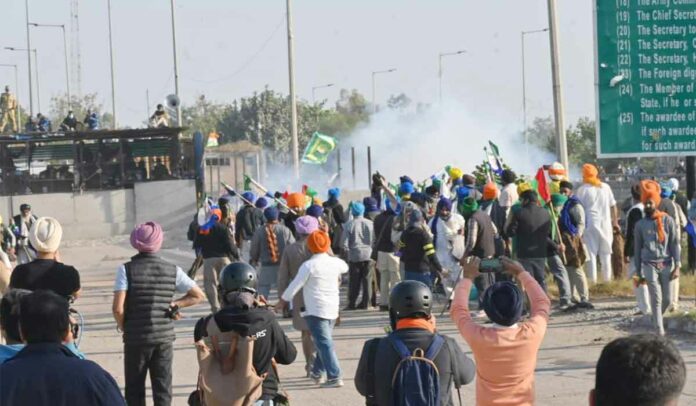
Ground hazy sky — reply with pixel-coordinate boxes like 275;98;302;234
1;0;595;129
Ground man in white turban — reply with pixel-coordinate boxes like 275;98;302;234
9;217;81;299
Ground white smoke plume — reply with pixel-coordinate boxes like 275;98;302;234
338;100;558;189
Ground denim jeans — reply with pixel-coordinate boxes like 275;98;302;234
404;271;432;289
547;255;572;306
518;258;547;292
304;315;341;380
254;400;274;406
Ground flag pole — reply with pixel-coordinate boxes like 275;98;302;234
244;175;298;215
220;182;255;206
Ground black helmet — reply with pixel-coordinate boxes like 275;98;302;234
19;204;31;211
389;280;432;319
218;262;257;295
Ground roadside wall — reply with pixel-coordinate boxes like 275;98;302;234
0;179;196;240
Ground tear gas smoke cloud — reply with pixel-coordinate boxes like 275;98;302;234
260;99;559;195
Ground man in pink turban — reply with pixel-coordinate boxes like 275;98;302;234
113;221;205;405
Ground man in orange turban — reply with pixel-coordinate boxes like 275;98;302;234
575;164;619;283
633;180;681;336
277;230;349;388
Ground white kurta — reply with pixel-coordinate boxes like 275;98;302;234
428;213;465;289
575;182;616;256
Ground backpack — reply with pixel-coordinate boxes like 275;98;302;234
194;318;267;406
388;333;444;406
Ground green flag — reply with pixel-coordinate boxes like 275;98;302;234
488;140;500;158
243;174;252;191
302;132;337;165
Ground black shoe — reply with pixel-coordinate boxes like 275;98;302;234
357;303;369;310
379;305;389;312
343;305;356;311
577;301;595;309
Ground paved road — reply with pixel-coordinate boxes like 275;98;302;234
64;239;696;406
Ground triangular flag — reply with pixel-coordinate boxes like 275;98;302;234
488;140;500;158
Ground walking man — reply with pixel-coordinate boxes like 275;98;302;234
112;222;205;406
505;190;552;292
341;202;374;310
373;199;400;311
194;207;240;312
235;192;265;263
277;230;348;388
428;197;465;294
250;207;295;299
633;181;681;336
277;215;320;375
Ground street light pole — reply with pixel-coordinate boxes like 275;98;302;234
24;0;34;117
107;0;117;128
286;0;299;178
371;68;396;113
5;47;39;114
521;28;548;157
29;23;71;111
32;49;40;113
438;50;465;103
0;64;20;126
169;0;182;127
547;0;568;168
311;83;334;104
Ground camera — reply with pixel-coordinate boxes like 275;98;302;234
479;258;503;273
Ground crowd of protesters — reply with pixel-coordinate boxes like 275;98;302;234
0;159;692;406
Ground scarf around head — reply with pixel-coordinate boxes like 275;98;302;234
640;180;666;244
582;164;601;187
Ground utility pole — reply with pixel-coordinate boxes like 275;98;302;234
107;0;117;128
170;0;182;127
547;0;568;168
286;0;299;178
24;0;34;116
146;89;150;120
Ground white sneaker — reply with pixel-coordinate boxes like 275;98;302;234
320;378;344;388
310;373;326;385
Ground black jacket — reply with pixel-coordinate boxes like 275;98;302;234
194;222;239;259
194;306;297;400
0;343;125;405
398;227;443;273
355;328;475;406
374;211;396;253
624;205;643;258
506;204;552;259
235;205;265;242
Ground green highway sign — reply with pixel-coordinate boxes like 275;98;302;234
595;0;696;158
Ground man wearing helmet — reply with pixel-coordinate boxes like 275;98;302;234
194;262;297;404
355;280;475;405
